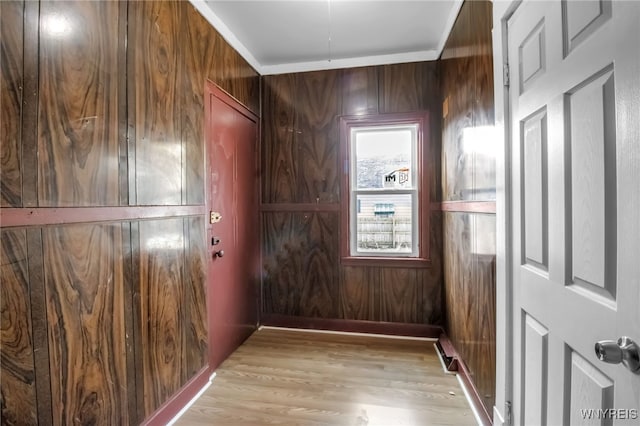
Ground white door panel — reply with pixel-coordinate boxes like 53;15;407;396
507;0;640;424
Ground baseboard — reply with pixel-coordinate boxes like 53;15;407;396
435;333;459;372
438;334;493;426
141;366;212;426
260;314;443;338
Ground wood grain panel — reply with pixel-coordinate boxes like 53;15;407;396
130;221;145;421
20;1;39;207
261;75;298;203
341;66;379;116
423;211;444;325
0;229;37;425
37;1;123;207
296;70;341;204
25;229;52;425
339;266;380;321
295;212;339;319
138;218;186;416
443;212;496;413
128;0;183;206
380;268;423;323
42;223;129;425
180;3;209;206
1;0;24;207
441;0;473;202
440;1;496;412
441;1;495;202
471;1;496;200
262;213;298;315
472;1;495;129
441;65;474;201
379;62;438;114
206;30;260;116
120;222;138;424
185;216;208;377
443;211;473;377
261;62;443;327
428;89;443;204
262;212;339;318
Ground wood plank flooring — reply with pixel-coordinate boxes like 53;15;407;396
175;328;476;425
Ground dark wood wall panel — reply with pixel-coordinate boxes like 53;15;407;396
443;212;496;412
261;74;298;204
296;70;342;204
440;0;496;414
184;216;208;377
379;62;438;114
20;1;40;208
42;223;129;425
379;268;423;323
2;0;257;424
339;266;380;321
1;1;24;207
37;1;123;207
137;218;187;416
471;1;496;199
441;1;495;202
473;2;495;130
262;213;298;314
128;0;183;206
181;4;208;206
0;229;37;425
423;211;444;325
261;62;443;326
262;212;340;318
206;32;260;115
341;66;379;116
441;7;473;202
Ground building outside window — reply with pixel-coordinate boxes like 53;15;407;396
340;112;430;265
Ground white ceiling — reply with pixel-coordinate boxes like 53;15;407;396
190;0;463;75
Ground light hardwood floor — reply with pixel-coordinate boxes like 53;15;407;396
175;328;477;425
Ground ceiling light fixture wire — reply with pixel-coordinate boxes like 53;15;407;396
327;0;332;62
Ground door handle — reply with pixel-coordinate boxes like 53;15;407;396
595;337;640;374
214;250;225;258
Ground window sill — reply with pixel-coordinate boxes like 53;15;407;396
341;256;432;268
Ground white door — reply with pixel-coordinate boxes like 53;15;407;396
507;0;640;424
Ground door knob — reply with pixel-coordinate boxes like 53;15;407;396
595;337;640;374
214;250;224;258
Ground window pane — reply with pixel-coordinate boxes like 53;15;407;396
355;128;413;189
355;193;413;254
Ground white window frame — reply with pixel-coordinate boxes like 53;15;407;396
349;125;420;257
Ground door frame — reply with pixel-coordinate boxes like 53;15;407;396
493;1;522;425
204;80;260;372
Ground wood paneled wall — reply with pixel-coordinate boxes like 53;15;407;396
444;212;496;412
261;63;444;325
1;0;258;424
441;0;495;202
440;0;496;415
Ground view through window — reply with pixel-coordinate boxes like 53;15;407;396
350;125;419;257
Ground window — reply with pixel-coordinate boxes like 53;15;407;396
340;112;430;266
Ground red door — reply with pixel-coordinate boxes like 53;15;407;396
205;83;259;370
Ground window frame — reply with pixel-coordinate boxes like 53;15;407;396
339;112;431;267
